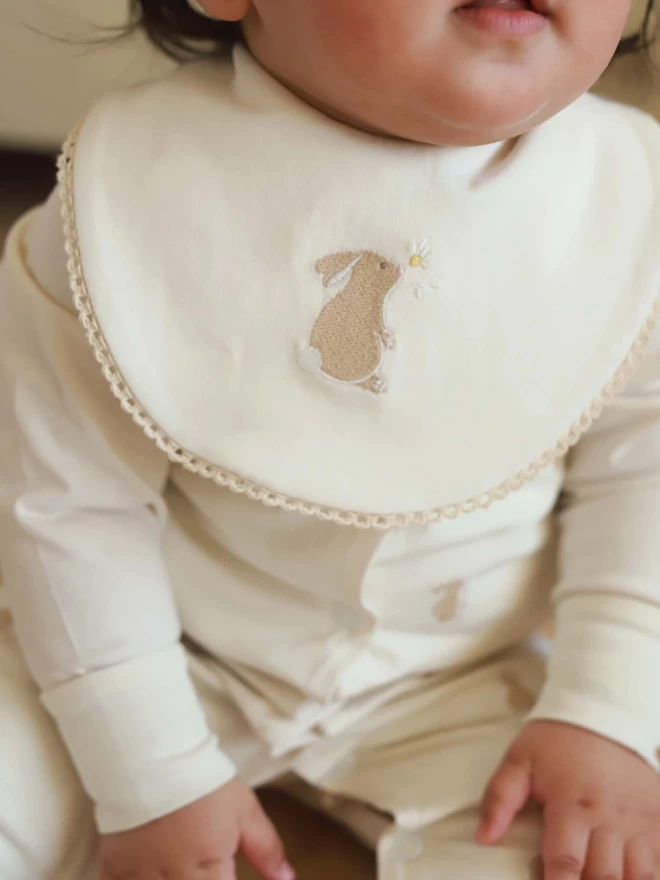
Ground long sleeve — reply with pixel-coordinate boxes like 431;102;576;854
529;332;660;766
0;193;236;833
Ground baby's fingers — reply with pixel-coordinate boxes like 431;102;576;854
240;800;294;880
541;809;590;880
584;827;624;880
213;858;238;880
624;835;656;880
477;754;531;845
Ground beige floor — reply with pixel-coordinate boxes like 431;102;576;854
0;49;657;880
239;790;375;880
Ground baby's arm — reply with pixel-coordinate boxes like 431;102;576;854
479;338;660;878
0;193;291;880
529;344;660;763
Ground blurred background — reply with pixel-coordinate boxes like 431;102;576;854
0;0;659;249
0;0;174;246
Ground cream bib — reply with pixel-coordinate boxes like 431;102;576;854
60;49;660;527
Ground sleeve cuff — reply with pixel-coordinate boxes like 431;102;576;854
529;594;660;769
41;644;237;833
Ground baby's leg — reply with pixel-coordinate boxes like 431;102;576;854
375;806;542;880
293;643;549;879
0;613;98;880
277;780;541;878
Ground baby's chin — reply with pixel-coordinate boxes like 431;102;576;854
401;69;588;146
433;101;555;145
321;89;563;147
372;91;561;147
375;34;612;145
321;54;572;146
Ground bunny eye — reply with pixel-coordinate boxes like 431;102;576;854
379;262;388;270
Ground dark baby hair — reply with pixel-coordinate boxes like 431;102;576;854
129;0;241;58
131;0;657;60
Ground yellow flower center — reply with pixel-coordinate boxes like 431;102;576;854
409;254;423;268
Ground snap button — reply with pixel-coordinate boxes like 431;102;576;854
391;831;424;862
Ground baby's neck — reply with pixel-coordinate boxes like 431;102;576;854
249;49;511;149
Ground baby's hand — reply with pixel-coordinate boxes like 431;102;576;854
99;778;295;880
478;721;660;880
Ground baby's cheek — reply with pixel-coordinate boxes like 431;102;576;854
312;0;373;39
309;0;415;73
564;0;632;70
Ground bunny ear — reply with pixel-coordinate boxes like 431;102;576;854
315;252;362;287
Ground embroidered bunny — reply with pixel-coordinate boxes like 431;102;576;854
300;251;403;394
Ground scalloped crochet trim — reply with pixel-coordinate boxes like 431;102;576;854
57;126;660;530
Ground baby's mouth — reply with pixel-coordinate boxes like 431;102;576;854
454;0;549;36
458;0;545;12
466;0;532;7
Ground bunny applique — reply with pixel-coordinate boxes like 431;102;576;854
299;250;404;395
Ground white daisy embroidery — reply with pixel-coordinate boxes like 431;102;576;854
408;239;441;299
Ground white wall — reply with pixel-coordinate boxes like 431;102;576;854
0;0;170;150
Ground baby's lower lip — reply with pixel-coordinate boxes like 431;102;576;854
455;3;547;38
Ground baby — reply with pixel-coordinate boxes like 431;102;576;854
0;1;659;879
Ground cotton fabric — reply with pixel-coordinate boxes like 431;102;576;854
1;51;660;853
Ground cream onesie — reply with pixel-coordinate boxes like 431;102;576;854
1;47;660;880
